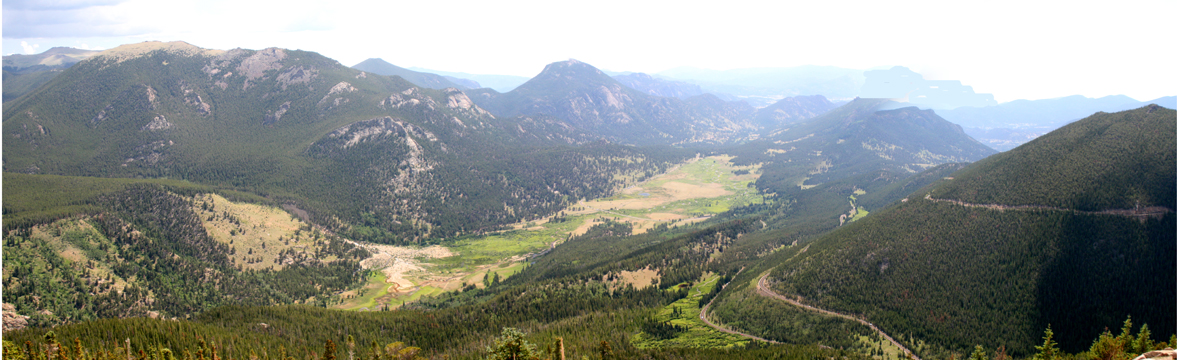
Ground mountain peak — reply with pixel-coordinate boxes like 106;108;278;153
535;58;606;79
96;41;224;62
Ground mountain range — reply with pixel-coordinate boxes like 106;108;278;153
2;41;684;244
3;40;1173;360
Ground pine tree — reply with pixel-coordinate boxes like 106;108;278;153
322;340;335;360
485;328;538;360
1035;325;1061;360
970;345;988;360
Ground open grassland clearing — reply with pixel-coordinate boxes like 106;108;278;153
632;273;749;349
195;194;335;270
338;271;389;311
856;333;911;360
334;155;765;311
568;155;765;234
334;242;456;310
841;190;872;225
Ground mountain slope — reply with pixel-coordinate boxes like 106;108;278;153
467;59;759;145
2;174;369;326
407;66;531;92
612;72;704;99
751;95;839;128
351;58;473;90
729;98;996;194
3;47;100;102
758;105;1176;356
2;41;686;243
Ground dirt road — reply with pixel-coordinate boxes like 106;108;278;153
756;273;921;360
924;194;1171;220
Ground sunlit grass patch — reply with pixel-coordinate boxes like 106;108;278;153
631;274;749;349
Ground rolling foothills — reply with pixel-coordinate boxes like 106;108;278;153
2;41;1173;360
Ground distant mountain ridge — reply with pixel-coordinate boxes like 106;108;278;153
3;46;101;102
751;95;838;128
934;94;1177;151
467;59;763;145
861;66;996;109
407;66;531;92
466;59;860;145
656;65;866;107
612;72;704;99
352;58;476;90
3;47;99;71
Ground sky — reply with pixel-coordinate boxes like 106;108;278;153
3;0;1174;103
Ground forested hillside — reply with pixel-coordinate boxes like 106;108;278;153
2;175;369;327
754;105;1176;357
2;215;874;359
729;98;995;195
933;104;1174;211
2;41;689;243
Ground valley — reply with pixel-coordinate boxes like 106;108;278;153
2;37;1172;360
331;154;765;311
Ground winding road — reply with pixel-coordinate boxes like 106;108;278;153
697;270;780;344
756;273;921;360
924;194;1171;220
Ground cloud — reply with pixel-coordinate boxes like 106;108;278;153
20;41;39;54
3;5;157;38
2;0;127;11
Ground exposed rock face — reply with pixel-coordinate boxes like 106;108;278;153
382;87;437;111
141;115;172;131
91;104;113;123
1134;349;1177;360
320;82;357;107
311;116;440;194
180;80;211;115
3;303;29;332
276;66;318;90
443;88;493;119
237;48;287;80
320;116;438;150
263;101;292;125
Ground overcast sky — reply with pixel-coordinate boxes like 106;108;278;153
3;0;1173;103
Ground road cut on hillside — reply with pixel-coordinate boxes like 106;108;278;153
756;273;922;360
